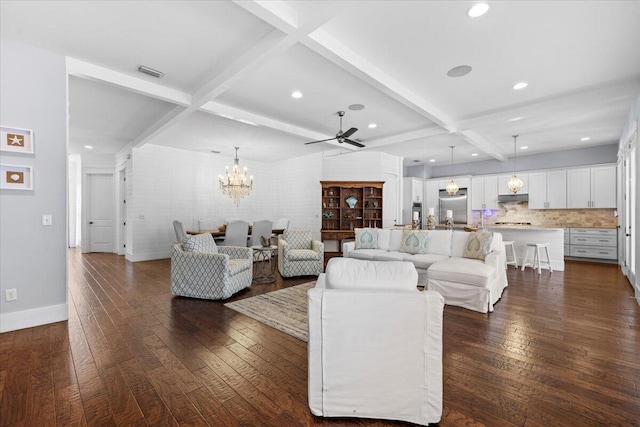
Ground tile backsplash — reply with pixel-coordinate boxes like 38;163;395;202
470;202;618;228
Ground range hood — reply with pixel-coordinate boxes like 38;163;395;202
497;194;529;204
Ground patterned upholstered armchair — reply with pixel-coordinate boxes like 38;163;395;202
171;233;253;300
278;229;324;278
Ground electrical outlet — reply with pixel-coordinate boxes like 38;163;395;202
5;289;17;301
42;214;53;226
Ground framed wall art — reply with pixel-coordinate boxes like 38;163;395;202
0;126;34;154
0;164;33;190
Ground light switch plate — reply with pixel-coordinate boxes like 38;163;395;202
42;214;53;226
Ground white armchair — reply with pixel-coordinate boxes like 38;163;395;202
278;229;324;277
308;258;444;425
171;233;253;300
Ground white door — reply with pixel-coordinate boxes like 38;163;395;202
89;174;114;252
627;144;636;282
383;173;397;229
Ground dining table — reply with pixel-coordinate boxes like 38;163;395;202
186;227;285;238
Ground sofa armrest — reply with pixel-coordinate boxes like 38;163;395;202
484;249;501;271
219;245;252;261
342;241;355;258
312;239;324;253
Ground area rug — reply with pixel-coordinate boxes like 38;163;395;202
224;281;315;342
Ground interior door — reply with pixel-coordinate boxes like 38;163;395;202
89;174;114;252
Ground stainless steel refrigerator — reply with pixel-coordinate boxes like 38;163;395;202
438;188;467;224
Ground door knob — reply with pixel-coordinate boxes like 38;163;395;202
89;221;94;224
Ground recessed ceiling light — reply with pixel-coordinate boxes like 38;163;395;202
291;90;303;99
413;160;420;163
507;116;524;122
471;153;478;157
467;3;489;18
520;146;528;150
429;159;436;163
447;65;472;78
513;82;528;90
137;65;164;78
348;104;365;111
211;150;221;154
368;123;377;128
84;145;93;149
580;137;591;141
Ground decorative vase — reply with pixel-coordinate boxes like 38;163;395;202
427;214;436;230
445;216;454;230
260;235;270;247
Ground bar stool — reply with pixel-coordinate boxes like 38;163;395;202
503;241;518;269
521;243;552;275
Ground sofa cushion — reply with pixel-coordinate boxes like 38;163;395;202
451;231;469;258
426;230;452;256
228;258;252;275
407;253;449;270
325;258;418;291
428;258;495;288
354;228;378;249
399;230;429;254
463;231;494;261
183;233;218;254
389;229;404;251
349;248;387;261
372;251;412;262
377;228;391;250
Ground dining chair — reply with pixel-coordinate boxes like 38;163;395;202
274;218;290;230
198;218;218;231
250;220;273;247
173;220;187;242
221;220;249;246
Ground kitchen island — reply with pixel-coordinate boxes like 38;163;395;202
482;226;564;271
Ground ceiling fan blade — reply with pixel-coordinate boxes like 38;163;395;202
305;137;337;145
344;138;365;148
342;127;358;138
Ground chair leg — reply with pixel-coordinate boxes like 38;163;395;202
545;246;553;273
521;246;528;272
534;246;541;275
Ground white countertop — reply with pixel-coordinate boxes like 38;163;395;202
482;225;564;231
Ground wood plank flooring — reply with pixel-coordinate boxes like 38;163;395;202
0;249;638;426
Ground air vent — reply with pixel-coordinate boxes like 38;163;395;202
137;65;164;78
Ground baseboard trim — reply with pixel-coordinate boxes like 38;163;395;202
0;303;68;333
126;250;171;262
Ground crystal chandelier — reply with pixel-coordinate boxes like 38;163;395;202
219;147;253;206
508;135;524;193
446;145;459;195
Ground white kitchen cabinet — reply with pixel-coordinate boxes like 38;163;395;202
528;170;567;209
567;165;616;208
498;173;529;195
471;176;498;210
403;177;423;203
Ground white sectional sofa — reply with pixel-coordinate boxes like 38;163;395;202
342;228;508;313
308;258;444;425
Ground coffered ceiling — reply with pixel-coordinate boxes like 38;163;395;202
2;0;639;165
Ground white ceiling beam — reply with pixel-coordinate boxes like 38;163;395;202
66;57;192;107
200;101;329;141
361;126;449;150
457;130;507;161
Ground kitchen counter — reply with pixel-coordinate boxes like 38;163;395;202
482;226;565;271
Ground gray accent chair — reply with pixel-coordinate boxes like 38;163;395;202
171;233;253;300
278;229;324;277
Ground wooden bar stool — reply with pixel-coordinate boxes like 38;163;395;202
503;241;518;269
521;243;552;274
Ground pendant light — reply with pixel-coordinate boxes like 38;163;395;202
507;135;524;193
445;145;459;195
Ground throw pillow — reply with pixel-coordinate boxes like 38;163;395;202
463;231;493;261
354;228;378;249
399;230;428;254
183;234;219;254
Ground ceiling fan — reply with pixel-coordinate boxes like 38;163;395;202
305;111;365;148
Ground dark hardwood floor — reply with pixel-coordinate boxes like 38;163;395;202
1;249;638;426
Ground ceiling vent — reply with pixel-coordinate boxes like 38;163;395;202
137;65;164;78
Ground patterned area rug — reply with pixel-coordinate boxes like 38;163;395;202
224;281;315;342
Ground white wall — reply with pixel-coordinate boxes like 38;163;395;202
0;39;68;332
